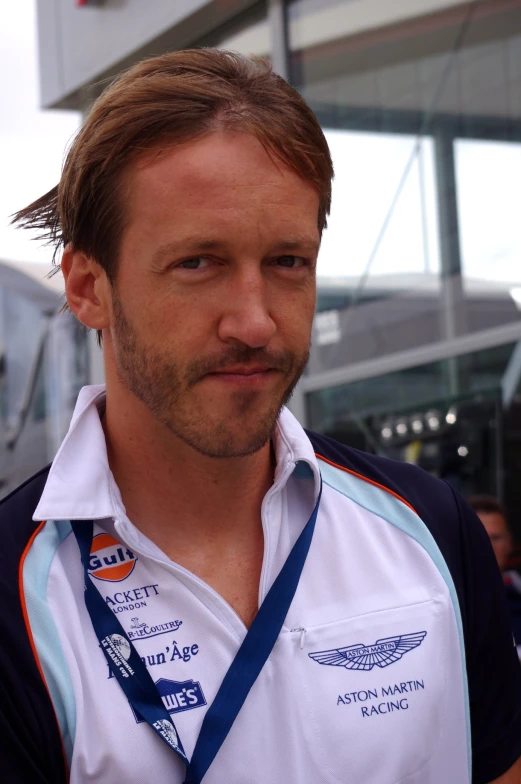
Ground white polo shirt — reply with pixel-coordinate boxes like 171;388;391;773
7;384;521;783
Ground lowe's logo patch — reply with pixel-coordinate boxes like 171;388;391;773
309;631;427;671
132;678;207;723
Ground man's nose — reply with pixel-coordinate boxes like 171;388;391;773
217;269;277;348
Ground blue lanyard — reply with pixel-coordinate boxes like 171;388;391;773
71;478;321;783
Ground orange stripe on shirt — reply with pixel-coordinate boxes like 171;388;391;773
315;453;419;515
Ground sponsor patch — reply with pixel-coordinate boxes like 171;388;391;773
104;584;160;614
89;533;137;582
132;678;207;723
309;631;427;671
128;616;182;641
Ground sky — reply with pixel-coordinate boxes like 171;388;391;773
0;0;80;268
1;0;520;290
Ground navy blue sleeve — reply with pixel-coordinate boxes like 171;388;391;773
0;466;68;784
307;430;521;783
443;482;521;783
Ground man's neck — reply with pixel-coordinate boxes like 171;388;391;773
103;393;273;549
102;386;273;625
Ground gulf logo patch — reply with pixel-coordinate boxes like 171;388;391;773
89;533;137;582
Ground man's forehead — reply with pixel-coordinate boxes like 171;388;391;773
121;133;321;249
123;133;320;222
131;131;309;190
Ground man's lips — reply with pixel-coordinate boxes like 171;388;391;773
206;366;275;376
201;366;280;386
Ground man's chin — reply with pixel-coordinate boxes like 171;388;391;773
169;409;282;459
179;433;272;460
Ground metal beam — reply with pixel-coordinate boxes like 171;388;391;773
501;339;521;407
302;320;521;393
268;0;289;80
434;131;466;395
311;103;521;144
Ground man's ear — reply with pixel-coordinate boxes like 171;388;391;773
61;245;112;330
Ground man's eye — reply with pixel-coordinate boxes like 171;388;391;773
276;255;306;268
178;257;211;270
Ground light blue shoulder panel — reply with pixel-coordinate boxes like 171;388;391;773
318;458;471;781
22;519;75;765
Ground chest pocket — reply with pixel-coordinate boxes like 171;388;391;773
289;598;452;784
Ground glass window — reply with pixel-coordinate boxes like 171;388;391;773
309;130;440;373
288;0;521;369
456;138;521;290
319;131;439;279
306;342;516;497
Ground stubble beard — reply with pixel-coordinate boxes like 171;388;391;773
110;293;309;459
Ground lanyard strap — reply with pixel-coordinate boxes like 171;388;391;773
71;478;321;783
72;519;190;765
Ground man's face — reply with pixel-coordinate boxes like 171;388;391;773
107;131;320;458
477;511;512;571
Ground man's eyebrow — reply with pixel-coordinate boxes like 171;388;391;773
151;235;320;266
271;237;320;253
151;238;227;265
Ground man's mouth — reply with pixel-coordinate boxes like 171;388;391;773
202;365;279;387
208;365;274;376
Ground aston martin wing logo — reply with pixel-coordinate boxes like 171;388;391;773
308;631;427;671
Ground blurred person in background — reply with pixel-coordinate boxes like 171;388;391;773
468;495;521;650
0;49;520;784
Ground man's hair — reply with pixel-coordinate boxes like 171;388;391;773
467;494;508;521
12;48;333;287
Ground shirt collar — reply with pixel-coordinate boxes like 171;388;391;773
33;385;123;521
33;384;321;522
273;406;321;496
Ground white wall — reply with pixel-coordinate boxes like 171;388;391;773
37;0;259;107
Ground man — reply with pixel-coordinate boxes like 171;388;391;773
468;495;521;650
2;49;521;784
